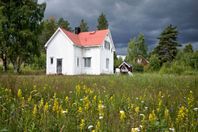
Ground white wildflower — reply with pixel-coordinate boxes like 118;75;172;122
193;107;198;111
88;125;93;130
99;116;103;119
169;128;175;132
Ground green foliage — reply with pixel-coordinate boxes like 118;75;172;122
113;52;123;69
183;43;193;53
79;19;89;32
132;63;144;72
30;53;46;70
1;0;46;73
57;17;72;31
126;34;148;64
153;25;180;65
148;54;161;71
39;17;57;52
175;51;198;70
97;13;108;30
159;61;193;75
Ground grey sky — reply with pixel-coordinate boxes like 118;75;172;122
38;0;198;55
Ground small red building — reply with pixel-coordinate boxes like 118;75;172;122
118;61;133;73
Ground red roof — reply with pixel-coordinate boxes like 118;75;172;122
61;28;109;47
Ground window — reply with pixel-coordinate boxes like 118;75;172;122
104;41;110;50
50;57;53;64
106;58;109;69
84;57;91;67
77;57;79;67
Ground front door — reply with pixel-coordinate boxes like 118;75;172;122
56;59;62;74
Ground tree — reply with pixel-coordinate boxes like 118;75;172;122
79;19;89;32
148;54;161;71
97;13;108;30
126;38;136;64
183;43;193;53
126;34;148;64
153;25;180;65
136;34;148;58
57;17;72;31
0;5;8;72
38;17;57;52
113;52;123;69
1;0;46;73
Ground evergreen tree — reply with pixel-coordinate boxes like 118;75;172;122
97;13;108;30
183;43;193;53
153;25;180;65
57;17;72;31
1;0;46;73
79;19;89;32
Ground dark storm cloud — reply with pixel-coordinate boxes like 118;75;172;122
39;0;198;55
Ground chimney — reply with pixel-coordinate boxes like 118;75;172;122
75;27;81;34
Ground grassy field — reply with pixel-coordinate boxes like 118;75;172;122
0;74;197;131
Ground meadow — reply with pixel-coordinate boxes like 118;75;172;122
0;74;197;132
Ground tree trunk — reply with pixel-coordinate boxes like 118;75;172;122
13;56;22;73
2;54;8;72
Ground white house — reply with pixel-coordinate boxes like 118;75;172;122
45;27;115;75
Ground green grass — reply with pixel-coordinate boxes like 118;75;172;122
0;74;197;131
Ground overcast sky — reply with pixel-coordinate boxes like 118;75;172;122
38;0;198;55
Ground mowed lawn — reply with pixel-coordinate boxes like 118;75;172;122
0;74;197;131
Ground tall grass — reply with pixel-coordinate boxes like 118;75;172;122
0;74;197;131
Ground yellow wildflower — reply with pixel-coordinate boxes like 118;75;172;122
79;119;85;130
93;95;97;101
98;101;104;116
78;106;83;113
120;110;126;122
83;96;90;110
33;104;37;117
44;102;49;113
176;106;188;123
17;89;22;98
65;96;69;102
52;98;59;113
28;95;32;102
38;98;44;110
135;106;140;114
95;120;100;131
149;110;157;122
76;84;81;95
59;105;63;114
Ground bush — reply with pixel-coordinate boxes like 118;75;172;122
159;61;193;75
31;53;46;70
132;63;144;72
148;54;161;71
